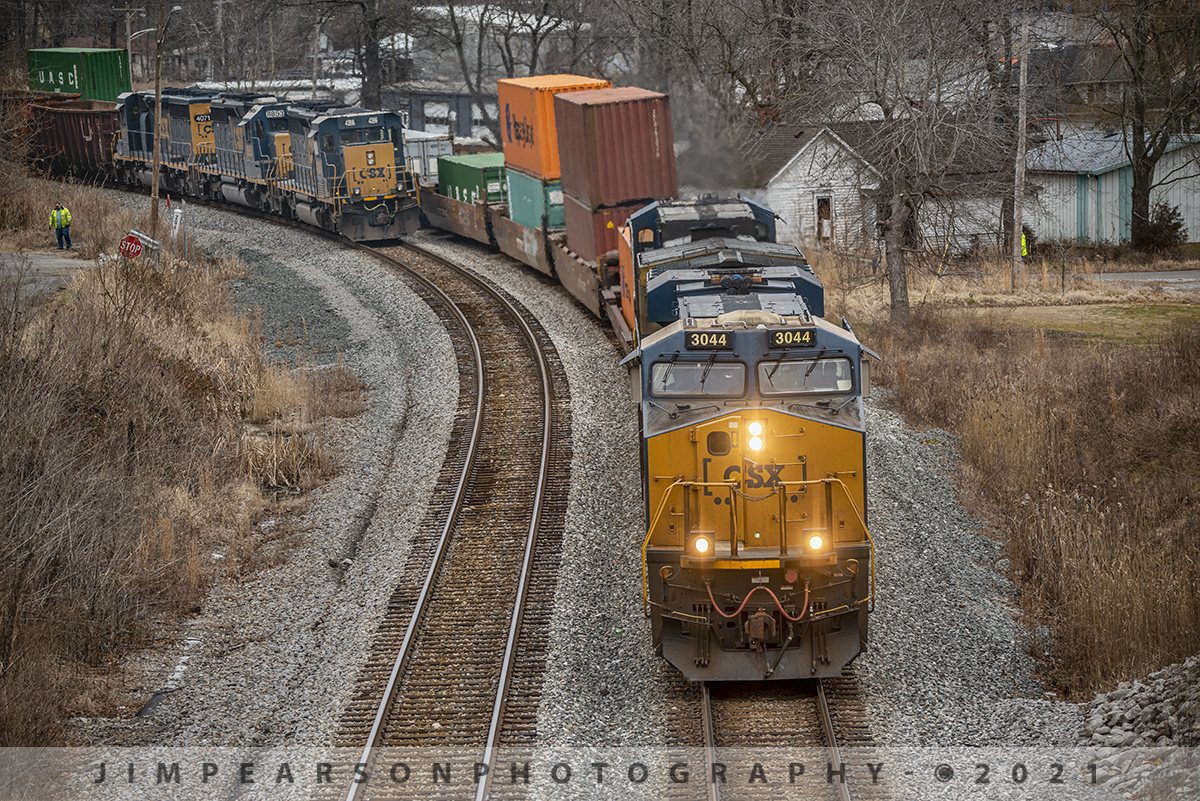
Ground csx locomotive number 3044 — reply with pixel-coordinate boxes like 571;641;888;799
625;199;876;682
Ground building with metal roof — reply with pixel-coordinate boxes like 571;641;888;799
1026;131;1200;244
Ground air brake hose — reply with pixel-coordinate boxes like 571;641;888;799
705;580;810;622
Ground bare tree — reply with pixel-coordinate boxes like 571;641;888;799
491;0;565;77
770;0;1020;321
281;0;405;108
1085;0;1200;249
412;0;600;143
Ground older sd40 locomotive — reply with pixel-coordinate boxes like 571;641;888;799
624;198;875;681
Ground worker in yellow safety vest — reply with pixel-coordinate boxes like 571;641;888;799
49;202;72;249
1021;231;1027;262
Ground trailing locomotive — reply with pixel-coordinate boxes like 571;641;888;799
105;87;420;241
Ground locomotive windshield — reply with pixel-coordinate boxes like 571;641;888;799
758;357;853;394
650;362;745;396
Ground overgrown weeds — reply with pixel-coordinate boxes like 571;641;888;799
866;308;1200;697
0;194;364;745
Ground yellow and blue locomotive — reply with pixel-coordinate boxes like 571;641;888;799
623;198;875;681
111;88;419;241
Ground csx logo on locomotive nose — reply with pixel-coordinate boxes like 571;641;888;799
725;463;787;489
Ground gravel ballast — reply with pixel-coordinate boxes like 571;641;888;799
60;207;1190;801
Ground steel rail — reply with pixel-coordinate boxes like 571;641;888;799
341;247;487;801
818;679;853;801
455;251;555;801
364;242;556;801
701;682;720;801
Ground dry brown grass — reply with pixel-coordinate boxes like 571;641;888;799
857;301;1200;697
809;249;1187;322
0;177;160;259
812;250;1200;695
0;179;367;745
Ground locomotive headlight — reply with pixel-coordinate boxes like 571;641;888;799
748;436;764;451
748;421;763;436
693;536;711;554
809;535;825;551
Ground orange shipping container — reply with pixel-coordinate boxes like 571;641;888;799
497;74;610;180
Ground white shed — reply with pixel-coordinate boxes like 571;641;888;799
1026;131;1200;244
743;121;1006;255
757;126;881;250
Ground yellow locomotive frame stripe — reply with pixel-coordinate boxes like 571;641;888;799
641;477;875;616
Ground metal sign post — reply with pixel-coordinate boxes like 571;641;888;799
128;229;163;266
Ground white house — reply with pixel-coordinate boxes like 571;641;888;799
1025;131;1200;244
765;127;879;250
744;121;1005;256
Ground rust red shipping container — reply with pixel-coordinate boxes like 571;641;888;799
563;194;645;263
554;87;678;210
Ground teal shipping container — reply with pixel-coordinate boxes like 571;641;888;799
27;49;131;103
506;166;565;230
437;153;507;204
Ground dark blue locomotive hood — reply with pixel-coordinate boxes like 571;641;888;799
642;238;824;324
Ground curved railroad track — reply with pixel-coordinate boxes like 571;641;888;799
322;241;572;800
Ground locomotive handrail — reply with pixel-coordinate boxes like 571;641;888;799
777;477;875;611
641;476;874;615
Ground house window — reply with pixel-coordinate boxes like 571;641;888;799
816;196;833;243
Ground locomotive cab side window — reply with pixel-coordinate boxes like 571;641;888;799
758;357;854;394
650;362;746;397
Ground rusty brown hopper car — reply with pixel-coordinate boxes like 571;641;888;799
30;99;119;177
0;90;81;148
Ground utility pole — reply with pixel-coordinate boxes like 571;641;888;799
313;14;328;100
151;2;182;240
118;8;145;79
1012;11;1029;292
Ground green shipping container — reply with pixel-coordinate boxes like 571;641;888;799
437;153;507;205
506;167;565;230
27;49;131;103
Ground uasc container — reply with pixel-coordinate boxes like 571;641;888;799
27;49;131;103
506;167;565;230
497;74;611;180
555;87;677;209
437;152;507;204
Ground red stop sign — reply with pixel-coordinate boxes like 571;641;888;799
119;235;143;259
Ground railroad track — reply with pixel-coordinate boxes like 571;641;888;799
323;242;572;800
666;670;884;801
